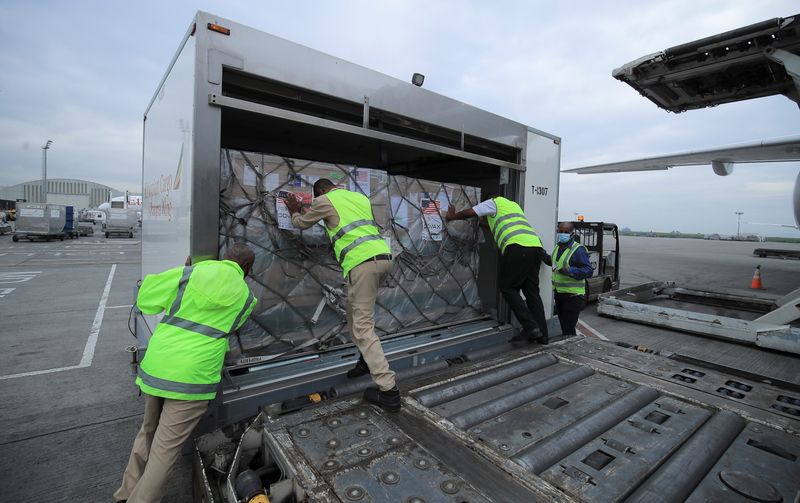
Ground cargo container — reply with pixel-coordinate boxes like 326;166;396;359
63;206;78;239
104;208;137;238
12;202;66;242
137;12;799;503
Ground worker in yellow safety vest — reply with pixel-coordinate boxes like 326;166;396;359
543;221;593;336
115;243;256;503
283;179;400;412
446;195;550;345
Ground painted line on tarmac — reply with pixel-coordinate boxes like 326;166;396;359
577;319;609;340
106;304;133;309
0;264;117;380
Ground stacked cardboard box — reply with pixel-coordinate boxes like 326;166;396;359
220;149;483;358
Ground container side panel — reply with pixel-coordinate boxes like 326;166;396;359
194;11;531;150
522;131;560;315
142;36;195;278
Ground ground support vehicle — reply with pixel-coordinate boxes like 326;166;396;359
571;221;620;301
754;247;800;260
77;222;94;236
12;203;66;242
136;13;798;502
597;282;800;355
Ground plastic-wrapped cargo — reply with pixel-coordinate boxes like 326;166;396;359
219;149;484;357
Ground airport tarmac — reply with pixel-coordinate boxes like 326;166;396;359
0;233;797;502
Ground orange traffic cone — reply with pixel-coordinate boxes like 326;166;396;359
750;265;763;289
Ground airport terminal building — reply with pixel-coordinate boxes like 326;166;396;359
0;178;123;209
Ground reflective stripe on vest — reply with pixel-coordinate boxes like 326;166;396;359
138;367;218;395
552;242;586;294
325;189;390;277
486;197;542;253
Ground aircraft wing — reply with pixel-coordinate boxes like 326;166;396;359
564;135;800;175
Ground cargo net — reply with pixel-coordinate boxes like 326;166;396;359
220;149;483;359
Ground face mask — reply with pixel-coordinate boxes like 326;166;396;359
557;233;571;244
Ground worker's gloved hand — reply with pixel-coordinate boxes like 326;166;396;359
445;205;457;221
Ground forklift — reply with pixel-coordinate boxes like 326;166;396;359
571;220;620;301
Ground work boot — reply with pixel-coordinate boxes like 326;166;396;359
510;329;538;345
364;386;401;412
346;356;370;378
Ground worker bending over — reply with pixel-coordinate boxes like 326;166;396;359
446;195;549;345
115;243;257;503
544;221;593;335
284;179;400;412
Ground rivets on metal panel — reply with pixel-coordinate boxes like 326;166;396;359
406;497;426;503
440;480;460;494
500;443;510;451
326;439;340;449
414;459;431;470
521;431;533;438
598;356;609;361
322;459;339;470
356;410;368;419
495;417;505;423
357;447;372;457
297;428;311;438
327;418;342;428
380;471;400;485
619;382;630;388
472;427;482;434
344;486;365;501
356;428;370;437
751;426;762;433
387;436;402;446
588;350;596;354
606;388;619;395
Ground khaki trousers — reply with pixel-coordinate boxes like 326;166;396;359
114;393;208;503
347;259;396;391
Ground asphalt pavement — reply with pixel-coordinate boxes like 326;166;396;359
0;228;193;502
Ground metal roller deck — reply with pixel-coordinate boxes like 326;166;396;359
239;337;800;503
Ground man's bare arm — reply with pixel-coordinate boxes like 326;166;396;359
445;205;478;221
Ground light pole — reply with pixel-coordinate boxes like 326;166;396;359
735;211;744;239
41;140;53;203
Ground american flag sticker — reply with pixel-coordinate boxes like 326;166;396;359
422;198;441;214
420;198;443;241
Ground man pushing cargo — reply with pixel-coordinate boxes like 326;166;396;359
115;243;257;503
446;195;549;345
283;179;400;412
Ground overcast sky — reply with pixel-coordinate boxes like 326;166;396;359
1;1;798;236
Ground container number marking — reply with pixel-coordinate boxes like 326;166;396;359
532;185;549;196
